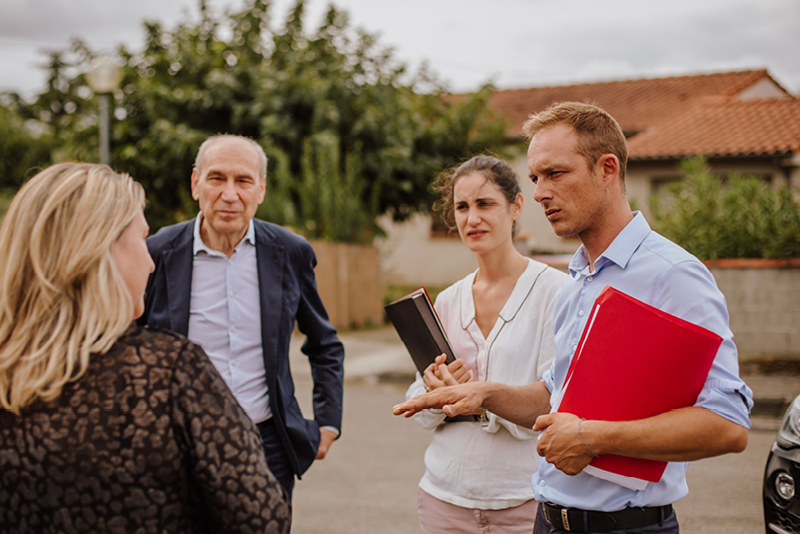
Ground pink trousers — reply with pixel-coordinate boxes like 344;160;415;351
417;487;539;534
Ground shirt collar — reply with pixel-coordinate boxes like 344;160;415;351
192;213;256;256
497;260;549;323
568;211;651;276
458;259;547;328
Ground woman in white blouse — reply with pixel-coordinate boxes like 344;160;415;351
405;155;565;534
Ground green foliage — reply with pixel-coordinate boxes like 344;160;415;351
649;156;800;260
2;0;508;241
0;189;15;227
0;99;53;189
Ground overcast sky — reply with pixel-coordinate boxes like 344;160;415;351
1;0;799;99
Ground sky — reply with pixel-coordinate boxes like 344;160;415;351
1;0;799;99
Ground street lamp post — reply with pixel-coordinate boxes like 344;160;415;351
86;57;122;165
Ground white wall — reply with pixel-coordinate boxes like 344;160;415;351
711;264;800;358
377;212;478;287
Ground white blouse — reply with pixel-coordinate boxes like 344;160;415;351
406;258;565;510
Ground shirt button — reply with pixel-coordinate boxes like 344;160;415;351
229;291;235;297
231;361;238;367
231;327;237;333
539;480;546;486
572;345;577;352
578;310;585;317
587;276;593;282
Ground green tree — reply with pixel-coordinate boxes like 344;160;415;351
0;94;55;190
649;156;800;260
4;0;508;241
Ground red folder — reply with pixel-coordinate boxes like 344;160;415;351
556;285;722;486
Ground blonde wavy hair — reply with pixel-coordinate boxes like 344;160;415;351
0;162;145;413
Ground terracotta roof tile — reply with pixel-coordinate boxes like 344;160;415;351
627;97;800;159
480;69;800;160
486;69;774;137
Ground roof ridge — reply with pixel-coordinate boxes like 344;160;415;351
486;69;771;95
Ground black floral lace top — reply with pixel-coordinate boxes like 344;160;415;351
0;326;290;534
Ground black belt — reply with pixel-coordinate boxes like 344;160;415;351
256;418;275;432
541;502;673;532
444;414;480;423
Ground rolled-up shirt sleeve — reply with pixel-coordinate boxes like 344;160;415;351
542;364;555;397
657;260;753;428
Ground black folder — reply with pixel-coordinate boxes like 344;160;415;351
384;287;456;375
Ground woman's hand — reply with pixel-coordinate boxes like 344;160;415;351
423;354;474;391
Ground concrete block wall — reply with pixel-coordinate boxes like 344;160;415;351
709;261;800;359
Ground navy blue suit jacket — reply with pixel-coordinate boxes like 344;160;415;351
139;218;344;477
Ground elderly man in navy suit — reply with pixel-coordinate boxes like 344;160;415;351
140;135;344;503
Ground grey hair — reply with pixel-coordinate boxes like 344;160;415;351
194;135;268;180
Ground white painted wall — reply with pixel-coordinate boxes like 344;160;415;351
377;212;478;287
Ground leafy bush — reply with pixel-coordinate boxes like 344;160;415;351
2;0;508;242
649;157;800;260
0;189;15;227
0;101;52;189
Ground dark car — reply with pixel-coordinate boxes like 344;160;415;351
764;394;800;534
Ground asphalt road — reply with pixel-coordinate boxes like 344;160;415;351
289;378;781;534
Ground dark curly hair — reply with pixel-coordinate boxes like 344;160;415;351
432;155;522;238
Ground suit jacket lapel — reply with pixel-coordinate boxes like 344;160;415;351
163;232;194;336
255;224;284;382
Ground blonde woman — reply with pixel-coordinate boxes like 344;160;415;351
404;155;565;534
0;163;290;533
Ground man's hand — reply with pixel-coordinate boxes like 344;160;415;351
316;428;337;459
423;354;473;391
534;412;596;476
395;381;551;429
393;382;487;418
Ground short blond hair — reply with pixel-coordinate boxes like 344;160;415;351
0;162;145;413
522;101;628;182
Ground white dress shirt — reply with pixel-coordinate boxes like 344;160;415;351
188;215;272;424
406;259;565;510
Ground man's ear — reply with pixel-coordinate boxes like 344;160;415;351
190;168;200;201
598;154;621;186
257;174;267;205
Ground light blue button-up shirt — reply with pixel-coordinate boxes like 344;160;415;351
187;215;272;424
532;212;753;510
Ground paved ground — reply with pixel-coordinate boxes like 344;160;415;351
287;326;800;534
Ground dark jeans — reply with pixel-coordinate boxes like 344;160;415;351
257;418;296;500
533;503;679;534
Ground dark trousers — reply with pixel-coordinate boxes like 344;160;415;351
257;418;296;500
533;503;679;534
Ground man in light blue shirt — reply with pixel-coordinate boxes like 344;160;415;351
394;102;752;533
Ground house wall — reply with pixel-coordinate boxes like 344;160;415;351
377;212;478;287
736;78;788;100
790;153;800;189
709;262;800;359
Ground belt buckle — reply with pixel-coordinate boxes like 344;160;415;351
561;508;571;531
